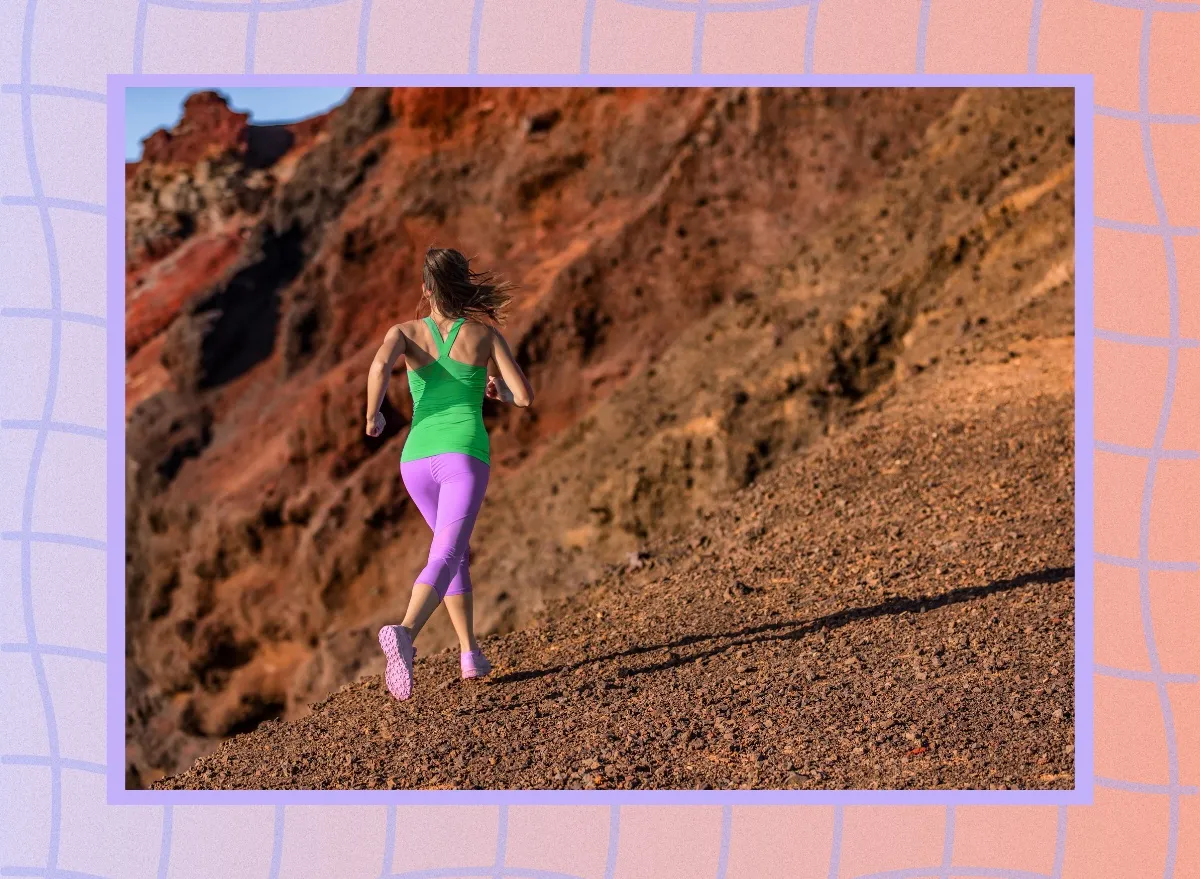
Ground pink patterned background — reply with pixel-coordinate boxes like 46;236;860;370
1;0;1197;876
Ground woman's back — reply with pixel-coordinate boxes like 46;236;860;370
400;316;494;371
401;316;491;466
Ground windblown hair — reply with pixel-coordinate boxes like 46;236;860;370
421;247;513;326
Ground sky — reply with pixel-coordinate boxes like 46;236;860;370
125;87;353;161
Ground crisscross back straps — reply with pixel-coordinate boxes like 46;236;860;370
425;317;466;359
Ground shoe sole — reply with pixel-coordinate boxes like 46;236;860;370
379;625;413;701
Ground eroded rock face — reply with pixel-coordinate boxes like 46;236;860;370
125;90;328;316
124;86;1073;787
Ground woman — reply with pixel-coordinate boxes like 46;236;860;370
365;247;533;701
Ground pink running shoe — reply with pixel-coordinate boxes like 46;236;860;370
379;625;416;700
460;649;492;680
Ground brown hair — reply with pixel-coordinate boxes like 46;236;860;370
421;247;513;326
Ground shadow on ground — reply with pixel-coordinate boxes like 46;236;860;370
494;565;1074;684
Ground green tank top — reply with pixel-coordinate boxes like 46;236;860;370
401;317;491;465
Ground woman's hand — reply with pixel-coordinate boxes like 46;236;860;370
366;411;386;437
486;375;514;404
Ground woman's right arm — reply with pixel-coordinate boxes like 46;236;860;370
365;324;406;435
490;328;534;408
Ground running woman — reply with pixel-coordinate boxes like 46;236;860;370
365;247;533;701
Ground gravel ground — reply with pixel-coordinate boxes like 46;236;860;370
155;327;1074;791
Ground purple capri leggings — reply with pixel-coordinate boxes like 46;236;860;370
400;453;490;599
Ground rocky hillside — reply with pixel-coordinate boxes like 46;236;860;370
157;325;1074;791
126;86;1073;788
125;91;327;400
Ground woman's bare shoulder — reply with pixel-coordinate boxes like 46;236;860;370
462;320;499;341
391;319;425;339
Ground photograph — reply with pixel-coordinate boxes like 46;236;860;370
122;84;1076;793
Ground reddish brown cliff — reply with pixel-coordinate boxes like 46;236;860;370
125;91;329;369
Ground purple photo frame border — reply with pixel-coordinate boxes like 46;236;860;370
106;71;1095;807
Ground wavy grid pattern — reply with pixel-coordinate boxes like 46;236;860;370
1;0;1196;876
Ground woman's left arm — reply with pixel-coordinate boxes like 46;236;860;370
365;325;406;436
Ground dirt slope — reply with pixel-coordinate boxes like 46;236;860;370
125;86;966;785
152;87;1075;791
156;322;1074;791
